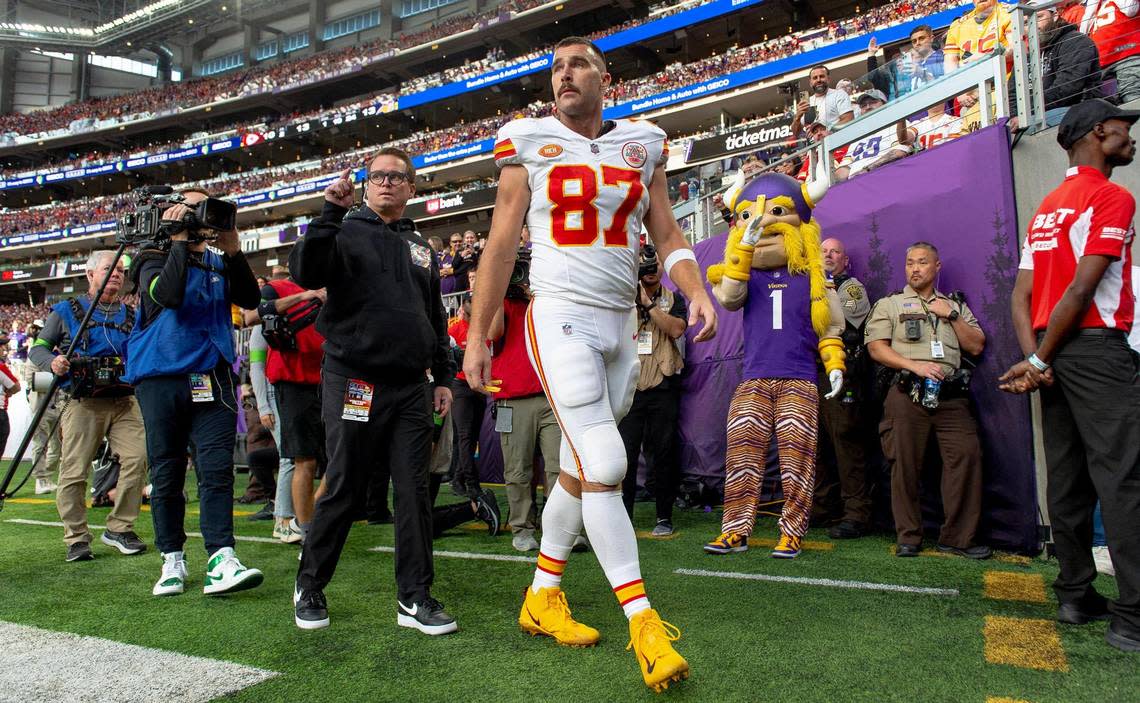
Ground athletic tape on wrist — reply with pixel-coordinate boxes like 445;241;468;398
663;248;697;277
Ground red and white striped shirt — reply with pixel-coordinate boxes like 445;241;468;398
1019;166;1137;332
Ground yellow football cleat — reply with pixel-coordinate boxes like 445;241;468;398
518;586;600;647
627;609;690;693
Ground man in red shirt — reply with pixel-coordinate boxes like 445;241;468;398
486;250;563;552
1001;99;1139;653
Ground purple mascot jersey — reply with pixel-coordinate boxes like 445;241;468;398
742;266;819;381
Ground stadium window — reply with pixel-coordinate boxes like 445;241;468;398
254;39;279;62
398;0;459;18
322;9;380;40
282;31;309;53
200;51;244;76
88;53;158;78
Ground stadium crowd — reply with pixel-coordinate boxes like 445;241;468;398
1;0;967;186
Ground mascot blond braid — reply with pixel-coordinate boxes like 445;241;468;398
703;171;846;559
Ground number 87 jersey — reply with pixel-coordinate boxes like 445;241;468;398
494;116;669;310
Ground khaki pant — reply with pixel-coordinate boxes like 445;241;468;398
28;392;62;480
56;396;147;545
497;394;560;537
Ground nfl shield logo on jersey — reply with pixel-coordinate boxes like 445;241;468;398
622;142;648;168
562;324;573;336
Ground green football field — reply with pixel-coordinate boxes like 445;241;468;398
0;469;1135;703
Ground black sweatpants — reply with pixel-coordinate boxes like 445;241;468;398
1041;331;1140;634
298;369;434;604
618;385;681;521
450;379;485;496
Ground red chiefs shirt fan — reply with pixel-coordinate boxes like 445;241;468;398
1019;165;1136;331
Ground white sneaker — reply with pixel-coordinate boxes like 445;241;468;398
280;518;304;544
203;547;264;595
1092;546;1115;577
512;532;539;552
153;551;187;596
34;478;57;495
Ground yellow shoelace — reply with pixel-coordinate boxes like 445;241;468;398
626;616;682;652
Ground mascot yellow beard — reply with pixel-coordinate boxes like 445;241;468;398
701;169;847;557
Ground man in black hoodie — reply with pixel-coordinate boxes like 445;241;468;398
1010;9;1102;128
289;147;457;635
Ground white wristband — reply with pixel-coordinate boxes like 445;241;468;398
1027;353;1049;372
663;248;697;277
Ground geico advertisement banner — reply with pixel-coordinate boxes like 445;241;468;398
404;187;497;221
684;118;795;162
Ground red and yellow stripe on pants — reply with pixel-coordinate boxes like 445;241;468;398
613;578;647;608
721;378;819;538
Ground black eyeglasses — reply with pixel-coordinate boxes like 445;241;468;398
367;170;410;185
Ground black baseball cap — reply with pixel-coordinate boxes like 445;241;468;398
1057;99;1140;150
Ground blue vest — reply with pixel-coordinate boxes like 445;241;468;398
54;297;132;359
124;250;234;383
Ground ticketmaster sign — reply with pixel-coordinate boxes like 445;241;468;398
684;118;795;163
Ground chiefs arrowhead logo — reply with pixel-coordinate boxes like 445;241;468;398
539;144;564;158
241;132;264;148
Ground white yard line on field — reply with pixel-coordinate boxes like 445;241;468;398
674;567;960;597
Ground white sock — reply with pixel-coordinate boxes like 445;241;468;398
582;490;651;618
531;481;582;593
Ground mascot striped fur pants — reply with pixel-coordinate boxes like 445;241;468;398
721;378;819;538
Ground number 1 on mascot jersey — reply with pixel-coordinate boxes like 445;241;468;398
547;164;645;247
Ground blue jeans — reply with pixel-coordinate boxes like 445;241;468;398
1093;503;1106;548
135;362;239;556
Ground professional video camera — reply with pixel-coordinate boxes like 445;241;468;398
509;247;532;286
116;185;237;246
262;298;322;352
638;243;659;278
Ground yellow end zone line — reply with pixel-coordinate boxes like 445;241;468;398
983;615;1069;672
983;571;1047;604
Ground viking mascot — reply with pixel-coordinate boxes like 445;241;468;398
703;171;846;559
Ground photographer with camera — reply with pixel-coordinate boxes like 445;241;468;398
288;148;455;634
486;248;563;552
618;244;687;536
123;187;264;597
30;251;148;563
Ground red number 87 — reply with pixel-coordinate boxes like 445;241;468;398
547;164;645;247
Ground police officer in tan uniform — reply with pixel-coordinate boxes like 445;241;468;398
865;242;990;559
815;238;874;539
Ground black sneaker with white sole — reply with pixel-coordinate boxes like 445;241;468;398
397;596;457;635
294;585;330;630
474;489;501;537
101;530;147;555
66;542;94;562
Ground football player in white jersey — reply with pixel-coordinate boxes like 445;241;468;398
463;37;717;692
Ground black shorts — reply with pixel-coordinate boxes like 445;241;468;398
274;381;325;461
